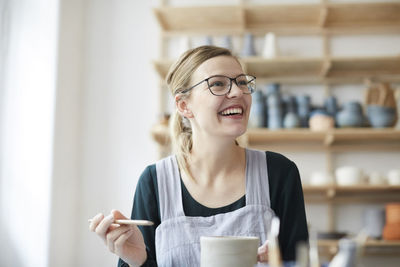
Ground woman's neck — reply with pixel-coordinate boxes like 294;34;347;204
187;136;246;186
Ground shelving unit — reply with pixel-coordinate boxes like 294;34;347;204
152;0;400;259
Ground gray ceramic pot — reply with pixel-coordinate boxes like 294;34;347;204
336;101;364;127
367;105;396;128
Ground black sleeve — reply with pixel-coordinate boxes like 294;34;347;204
266;151;309;261
118;165;160;267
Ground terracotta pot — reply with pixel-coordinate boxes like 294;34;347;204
386;203;400;224
383;222;400;240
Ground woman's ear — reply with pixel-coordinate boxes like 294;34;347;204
175;94;193;118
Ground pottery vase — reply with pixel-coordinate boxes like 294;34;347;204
296;95;311;128
266;84;282;130
336;101;364;128
262;32;278;58
249;91;264;128
220;35;233;51
241;33;256;57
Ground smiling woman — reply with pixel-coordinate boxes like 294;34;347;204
89;46;309;267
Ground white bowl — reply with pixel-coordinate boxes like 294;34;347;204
200;236;259;267
335;166;363;186
309;171;335;186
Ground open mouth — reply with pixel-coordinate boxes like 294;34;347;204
219;107;243;116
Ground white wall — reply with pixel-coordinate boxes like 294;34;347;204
75;0;159;266
0;0;59;266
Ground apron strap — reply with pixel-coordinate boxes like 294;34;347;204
156;155;185;221
245;149;271;207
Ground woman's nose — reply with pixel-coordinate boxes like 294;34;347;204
226;82;243;98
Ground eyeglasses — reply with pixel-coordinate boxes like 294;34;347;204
179;74;256;96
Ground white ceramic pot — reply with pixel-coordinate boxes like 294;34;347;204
309;171;335;186
387;169;400;186
335;166;363;186
200;236;259;267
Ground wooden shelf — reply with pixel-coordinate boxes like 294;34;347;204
318;239;400;256
303;185;400;203
151;123;400;152
244;127;400;151
154;56;400;84
154;2;400;36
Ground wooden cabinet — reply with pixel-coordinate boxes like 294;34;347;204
152;0;400;257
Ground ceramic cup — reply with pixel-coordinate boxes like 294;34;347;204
200;236;259;267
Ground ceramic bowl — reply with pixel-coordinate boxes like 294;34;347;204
367;105;396;128
200;236;259;267
309;111;335;132
309;171;335;186
335;166;363;186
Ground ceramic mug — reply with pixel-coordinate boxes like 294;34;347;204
200;236;259;267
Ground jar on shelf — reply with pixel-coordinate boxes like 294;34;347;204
241;33;256;57
248;90;265;128
266;84;282;130
283;95;300;129
336;101;364;128
296;94;311;128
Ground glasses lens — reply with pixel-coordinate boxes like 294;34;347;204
236;75;256;94
208;76;231;95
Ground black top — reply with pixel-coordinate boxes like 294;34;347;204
119;151;308;266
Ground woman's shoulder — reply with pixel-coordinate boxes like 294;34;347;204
137;164;158;190
246;148;295;167
265;150;295;167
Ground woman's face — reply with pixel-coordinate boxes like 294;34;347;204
184;55;252;140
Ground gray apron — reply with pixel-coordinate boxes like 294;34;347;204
155;148;275;267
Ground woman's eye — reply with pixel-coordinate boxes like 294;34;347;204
237;80;248;86
210;81;225;87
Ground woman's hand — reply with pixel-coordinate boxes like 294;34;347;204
89;210;147;267
257;240;269;262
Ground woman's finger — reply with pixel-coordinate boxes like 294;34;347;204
257;241;269;263
114;228;135;255
95;213;115;242
89;213;104;232
106;226;132;253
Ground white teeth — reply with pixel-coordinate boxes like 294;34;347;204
221;108;243;115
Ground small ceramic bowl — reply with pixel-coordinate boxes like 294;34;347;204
367;105;396;128
335;166;364;186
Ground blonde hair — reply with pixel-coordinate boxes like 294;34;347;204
166;45;237;178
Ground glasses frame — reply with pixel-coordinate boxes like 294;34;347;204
178;74;256;96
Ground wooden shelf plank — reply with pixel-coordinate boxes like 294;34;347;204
153;6;242;32
154;2;400;35
154;56;400;84
150;123;400;152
